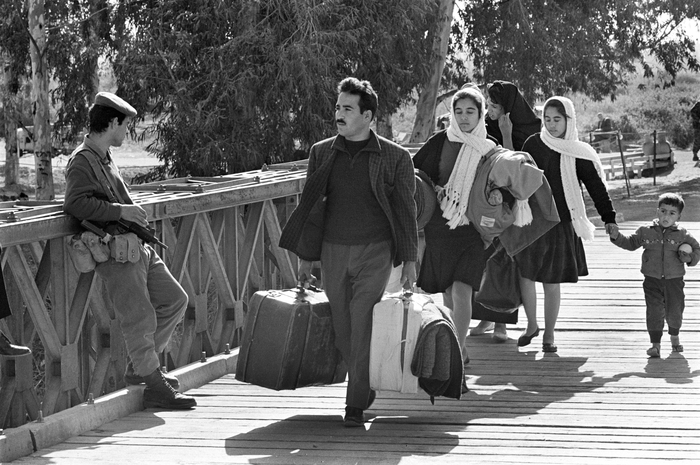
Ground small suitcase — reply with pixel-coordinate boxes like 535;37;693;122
236;287;347;390
369;292;433;394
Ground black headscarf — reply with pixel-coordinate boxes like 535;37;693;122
485;81;541;151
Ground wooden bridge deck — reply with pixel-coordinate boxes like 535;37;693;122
9;222;700;464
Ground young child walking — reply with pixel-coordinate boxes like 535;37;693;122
608;193;700;357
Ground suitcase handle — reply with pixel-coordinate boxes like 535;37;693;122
296;284;321;296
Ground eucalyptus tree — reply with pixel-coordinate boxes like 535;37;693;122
0;0;30;187
111;0;436;177
411;0;700;141
459;0;700;102
0;0;120;195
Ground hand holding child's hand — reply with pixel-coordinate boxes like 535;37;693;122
606;223;619;240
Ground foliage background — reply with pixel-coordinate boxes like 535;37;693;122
1;0;700;182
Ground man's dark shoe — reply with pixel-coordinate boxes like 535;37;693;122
142;369;196;410
343;406;365;427
0;332;31;357
124;361;179;389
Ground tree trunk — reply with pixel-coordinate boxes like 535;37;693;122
1;56;20;188
28;0;54;200
376;112;393;141
410;0;455;143
88;0;101;101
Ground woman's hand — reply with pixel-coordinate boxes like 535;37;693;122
498;112;513;136
498;113;514;149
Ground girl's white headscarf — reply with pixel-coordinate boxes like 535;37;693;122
540;96;607;241
440;87;497;228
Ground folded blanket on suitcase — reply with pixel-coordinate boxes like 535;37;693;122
411;302;463;403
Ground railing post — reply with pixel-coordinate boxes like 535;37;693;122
652;130;657;186
0;163;307;427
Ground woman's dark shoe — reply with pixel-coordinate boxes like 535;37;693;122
0;332;31;357
517;327;540;347
542;343;558;353
461;377;469;394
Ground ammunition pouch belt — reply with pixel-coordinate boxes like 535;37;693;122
67;231;140;273
109;232;141;264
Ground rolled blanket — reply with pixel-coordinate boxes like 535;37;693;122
411;302;463;403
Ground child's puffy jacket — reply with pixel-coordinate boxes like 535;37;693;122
611;220;700;279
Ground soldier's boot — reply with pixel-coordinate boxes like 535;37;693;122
124;361;180;389
142;369;196;410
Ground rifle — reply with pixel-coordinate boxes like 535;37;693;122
80;219;168;250
80;220;112;243
117;220;169;250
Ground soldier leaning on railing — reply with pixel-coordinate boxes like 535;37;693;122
62;92;196;411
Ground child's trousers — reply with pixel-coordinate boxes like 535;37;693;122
643;276;684;343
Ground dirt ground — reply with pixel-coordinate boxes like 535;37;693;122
598;149;700;223
0;136;158;198
2;137;699;223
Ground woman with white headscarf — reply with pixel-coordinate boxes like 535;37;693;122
515;97;617;353
412;85;497;392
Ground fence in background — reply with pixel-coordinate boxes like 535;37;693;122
0;161;306;429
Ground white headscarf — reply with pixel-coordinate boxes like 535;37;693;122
440;87;497;229
540;96;607;241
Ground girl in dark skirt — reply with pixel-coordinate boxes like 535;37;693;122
471;80;543;341
515;97;617;352
413;85;497;372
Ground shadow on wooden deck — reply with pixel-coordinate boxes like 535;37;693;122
6;223;700;464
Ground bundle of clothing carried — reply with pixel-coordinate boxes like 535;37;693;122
465;146;559;253
410;301;463;403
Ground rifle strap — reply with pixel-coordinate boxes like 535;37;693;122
78;149;127;204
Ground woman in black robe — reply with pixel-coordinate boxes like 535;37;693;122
471;80;543;341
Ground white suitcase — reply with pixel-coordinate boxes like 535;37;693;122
370;292;433;393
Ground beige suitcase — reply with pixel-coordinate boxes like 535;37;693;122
370;292;433;393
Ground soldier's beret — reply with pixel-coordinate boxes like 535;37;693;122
94;92;137;117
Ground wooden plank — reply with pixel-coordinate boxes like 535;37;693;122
167;213;196;283
236;202;264;298
194;212;236;311
8;221;700;464
262;199;296;288
5;245;63;359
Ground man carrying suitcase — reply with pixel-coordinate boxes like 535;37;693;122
280;77;418;426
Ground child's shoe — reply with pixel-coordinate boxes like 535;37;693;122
670;335;683;353
646;345;660;358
